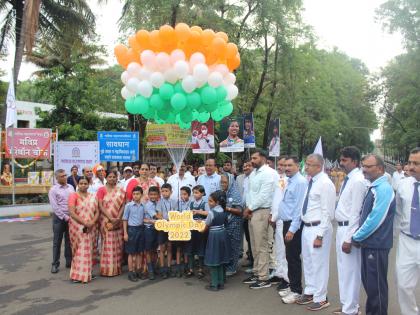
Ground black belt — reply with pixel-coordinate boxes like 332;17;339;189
402;231;420;241
303;221;320;227
337;221;349;226
253;207;270;211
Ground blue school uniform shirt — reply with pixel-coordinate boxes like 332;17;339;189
176;199;191;212
156;197;178;220
122;201;144;226
143;200;158;227
205;205;224;226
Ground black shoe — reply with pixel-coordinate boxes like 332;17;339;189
65;261;72;268
276;278;290;291
243;275;258;284
136;272;142;279
91;274;97;281
205;285;219;292
249;280;272;289
177;270;182;278
269;276;284;284
51;265;59;274
148;272;155;280
128;272;138;282
218;284;225;290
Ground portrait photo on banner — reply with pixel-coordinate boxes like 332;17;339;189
268;118;280;157
219;117;244;153
243;113;255;148
191;120;215;154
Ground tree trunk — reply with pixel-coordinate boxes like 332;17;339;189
14;0;28;87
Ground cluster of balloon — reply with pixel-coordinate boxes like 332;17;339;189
114;23;240;129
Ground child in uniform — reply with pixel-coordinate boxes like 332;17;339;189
156;183;177;278
123;186;145;282
143;186;160;280
203;190;231;291
187;185;208;278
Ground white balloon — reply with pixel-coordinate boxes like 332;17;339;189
213;64;229;76
138;68;151;80
224;72;236;85
181;75;197;93
138;80;153;98
164;68;178;84
170;49;186;64
120;71;129;85
127;77;140;93
190;52;206;67
127;62;142;76
121;87;134;99
140;50;156;68
226;84;239;101
150;72;165;88
174;60;190;79
193;64;209;82
208;71;223;87
195;79;207;88
155;52;170;71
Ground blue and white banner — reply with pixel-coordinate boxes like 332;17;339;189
98;131;139;162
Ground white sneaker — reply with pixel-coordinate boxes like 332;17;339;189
282;292;301;304
278;288;291;297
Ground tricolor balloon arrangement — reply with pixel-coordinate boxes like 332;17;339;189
114;23;240;129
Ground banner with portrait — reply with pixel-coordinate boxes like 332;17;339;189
191;120;215;154
243;113;256;148
219;117;244;153
268;118;280;157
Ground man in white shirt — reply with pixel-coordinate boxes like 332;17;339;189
392;162;405;191
395;147;420;315
90;165;106;194
243;150;276;289
333;147;367;315
296;153;336;311
167;162;196;202
197;159;221;201
118;166;135;191
149;163;164;187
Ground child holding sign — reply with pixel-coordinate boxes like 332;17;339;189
203;190;231;291
143;186;160;280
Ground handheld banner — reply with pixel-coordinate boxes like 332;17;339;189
154;210;206;241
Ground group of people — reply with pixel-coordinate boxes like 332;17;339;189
48;146;420;315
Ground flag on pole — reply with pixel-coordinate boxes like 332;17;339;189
5;72;16;128
313;136;323;156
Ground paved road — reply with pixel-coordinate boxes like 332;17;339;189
0;218;407;315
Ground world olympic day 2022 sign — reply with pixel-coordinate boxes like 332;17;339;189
154;211;206;241
98;131;139;162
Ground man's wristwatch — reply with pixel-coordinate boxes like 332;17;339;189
316;235;323;240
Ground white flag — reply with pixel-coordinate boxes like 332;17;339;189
313;136;323;156
5;72;16;128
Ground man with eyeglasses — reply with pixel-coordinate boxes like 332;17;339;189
395;147;420;315
167;162;196;202
352;154;396;315
197;158;221;201
49;169;74;274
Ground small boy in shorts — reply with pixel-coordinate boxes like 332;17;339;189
143;186;160;280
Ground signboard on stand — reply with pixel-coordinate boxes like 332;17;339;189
97;131;139;162
54;141;99;175
6;128;52;159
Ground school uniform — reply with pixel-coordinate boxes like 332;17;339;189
190;199;208;258
143;200;158;251
156;198;177;245
173;199;191;250
123;201;145;254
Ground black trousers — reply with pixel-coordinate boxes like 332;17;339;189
361;248;389;315
283;220;302;294
243;219;253;261
52;214;72;267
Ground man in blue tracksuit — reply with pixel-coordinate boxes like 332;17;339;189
352;154;395;315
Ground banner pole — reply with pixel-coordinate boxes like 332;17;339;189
11;126;16;205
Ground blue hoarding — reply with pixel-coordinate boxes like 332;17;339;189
98;131;139;162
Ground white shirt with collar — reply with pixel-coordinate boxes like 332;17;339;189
271;172;288;222
197;172;221;201
301;171;336;236
167;173;196;201
396;176;419;236
153;175;165;187
335;168;368;242
88;177;106;194
392;170;406;191
118;175;135;191
246;164;275;211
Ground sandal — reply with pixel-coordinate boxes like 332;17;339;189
197;269;205;279
185;270;194;278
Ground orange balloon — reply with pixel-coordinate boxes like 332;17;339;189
136;30;151;49
226;42;238;59
128;35;142;52
227;54;240;71
150;30;162;51
185;30;202;57
191;26;203;34
201;29;215;46
114;44;128;58
175;23;191;42
215;31;228;42
126;48;140;64
212;37;227;57
159;25;175;41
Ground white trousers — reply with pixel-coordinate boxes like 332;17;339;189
396;233;420;315
302;225;332;303
336;226;361;315
273;220;289;281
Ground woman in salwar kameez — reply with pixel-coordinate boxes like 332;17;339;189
69;177;99;283
97;170;126;277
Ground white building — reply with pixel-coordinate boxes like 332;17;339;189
13;100;127;128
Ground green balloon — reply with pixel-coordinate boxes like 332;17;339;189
179;121;191;130
133;96;149;115
204;101;218;112
150;94;165;110
219;101;233;116
196;105;206;113
166;111;176;123
211;109;224;122
201;86;217;105
125;97;135;113
186;92;202;109
157;109;170;120
143;106;156;119
197;111;210;123
174;82;185;94
159;83;174;100
180;108;193;123
216;86;228;102
171;93;187;111
192;110;199;121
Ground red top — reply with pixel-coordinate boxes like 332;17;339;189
125;177;159;202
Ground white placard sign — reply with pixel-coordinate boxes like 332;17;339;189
54;141;99;175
